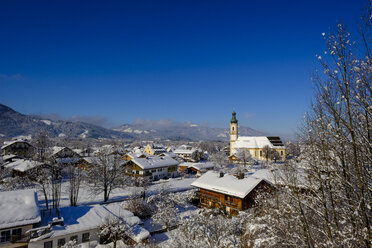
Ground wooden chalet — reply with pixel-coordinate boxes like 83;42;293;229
191;171;274;215
1;140;34;158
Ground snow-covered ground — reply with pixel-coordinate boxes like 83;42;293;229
37;177;196;208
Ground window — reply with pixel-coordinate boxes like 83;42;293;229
0;230;10;243
44;241;53;248
12;228;21;237
70;235;78;242
57;238;66;247
260;151;262;157
281;151;283;156
82;233;90;242
136;170;139;174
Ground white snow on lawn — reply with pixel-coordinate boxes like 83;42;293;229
37;177;196;208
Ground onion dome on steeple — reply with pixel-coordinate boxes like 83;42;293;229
231;111;238;124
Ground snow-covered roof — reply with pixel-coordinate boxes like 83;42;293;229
30;203;149;242
1;140;32;150
3;154;23;162
191;171;268;198
4;159;44;172
0;189;41;229
159;152;177;158
232;136;285;150
174;147;196;155
180;162;215;171
131;155;179;170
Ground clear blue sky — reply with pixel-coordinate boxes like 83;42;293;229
0;0;365;137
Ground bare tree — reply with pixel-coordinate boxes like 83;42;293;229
28;166;51;209
33;131;51;162
285;141;301;158
87;150;125;202
66;163;82;207
51;163;62;209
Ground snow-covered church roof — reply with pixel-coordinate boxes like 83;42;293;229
191;171;270;198
0;189;41;229
232;136;285;150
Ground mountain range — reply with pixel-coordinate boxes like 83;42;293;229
0;103;265;141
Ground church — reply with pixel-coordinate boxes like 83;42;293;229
229;111;286;161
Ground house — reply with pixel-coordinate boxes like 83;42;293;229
229;111;286;161
0;189;41;248
123;154;179;180
28;203;150;248
3;159;51;177
178;162;215;175
143;144;167;156
1;140;34;157
173;145;201;162
191;171;274;215
50;147;80;160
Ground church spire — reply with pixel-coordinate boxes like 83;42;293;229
231;111;238;124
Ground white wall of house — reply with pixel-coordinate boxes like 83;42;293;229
28;228;99;248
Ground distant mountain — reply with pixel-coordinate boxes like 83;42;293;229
112;119;266;141
0;104;132;139
0;103;265;141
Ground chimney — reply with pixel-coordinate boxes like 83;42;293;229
219;172;224;177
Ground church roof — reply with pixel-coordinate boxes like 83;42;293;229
232;136;285;150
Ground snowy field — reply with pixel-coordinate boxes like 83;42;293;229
37;177;196;209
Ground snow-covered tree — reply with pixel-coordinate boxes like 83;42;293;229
99;217;130;248
172;209;243;248
149;191;179;230
210;150;229;169
253;4;372;246
235;148;253;166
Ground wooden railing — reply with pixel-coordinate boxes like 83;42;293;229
10;234;29;243
196;191;239;207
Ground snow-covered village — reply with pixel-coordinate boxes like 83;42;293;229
0;1;371;247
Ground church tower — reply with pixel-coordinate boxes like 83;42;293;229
230;111;238;156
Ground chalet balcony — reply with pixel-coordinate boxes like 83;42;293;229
196;191;238;208
224;200;238;208
196;191;219;202
10;234;30;243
